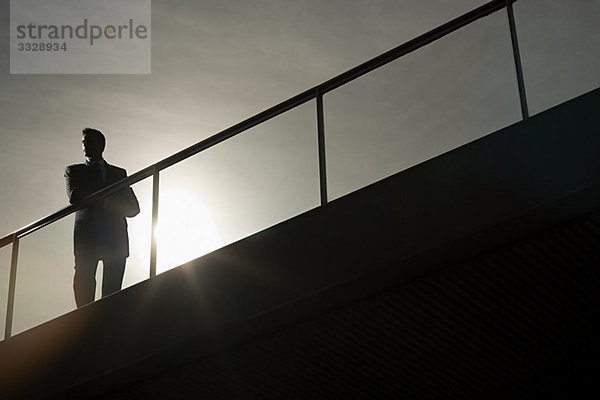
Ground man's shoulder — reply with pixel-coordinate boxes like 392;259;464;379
105;163;127;175
65;163;86;173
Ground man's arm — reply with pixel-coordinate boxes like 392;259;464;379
111;186;140;217
64;166;86;204
107;169;140;218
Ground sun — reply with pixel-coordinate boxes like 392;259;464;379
155;185;221;273
127;183;221;279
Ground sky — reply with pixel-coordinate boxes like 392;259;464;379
1;0;599;335
1;0;490;234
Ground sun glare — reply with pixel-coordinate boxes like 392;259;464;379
127;183;222;278
154;186;221;273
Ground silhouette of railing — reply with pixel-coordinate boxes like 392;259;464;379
0;0;525;339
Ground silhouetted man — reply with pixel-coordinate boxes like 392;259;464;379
64;128;140;308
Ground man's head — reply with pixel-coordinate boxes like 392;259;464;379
81;127;105;161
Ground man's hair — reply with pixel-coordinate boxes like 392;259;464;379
82;127;106;152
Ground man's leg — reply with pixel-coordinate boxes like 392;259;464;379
74;254;99;308
101;258;126;298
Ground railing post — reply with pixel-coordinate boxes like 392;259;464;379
149;167;160;278
4;234;19;340
506;0;529;120
316;88;328;206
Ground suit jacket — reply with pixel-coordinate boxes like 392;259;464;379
64;161;140;260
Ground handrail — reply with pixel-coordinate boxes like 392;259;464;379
0;0;516;250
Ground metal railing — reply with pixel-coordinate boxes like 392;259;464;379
1;0;523;339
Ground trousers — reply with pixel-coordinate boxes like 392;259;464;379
73;255;126;308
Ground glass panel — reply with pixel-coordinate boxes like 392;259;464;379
123;177;152;289
324;10;522;200
514;0;600;115
12;179;147;334
0;244;11;338
13;215;75;335
157;100;319;273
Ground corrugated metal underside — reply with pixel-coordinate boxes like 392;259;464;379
103;212;600;399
